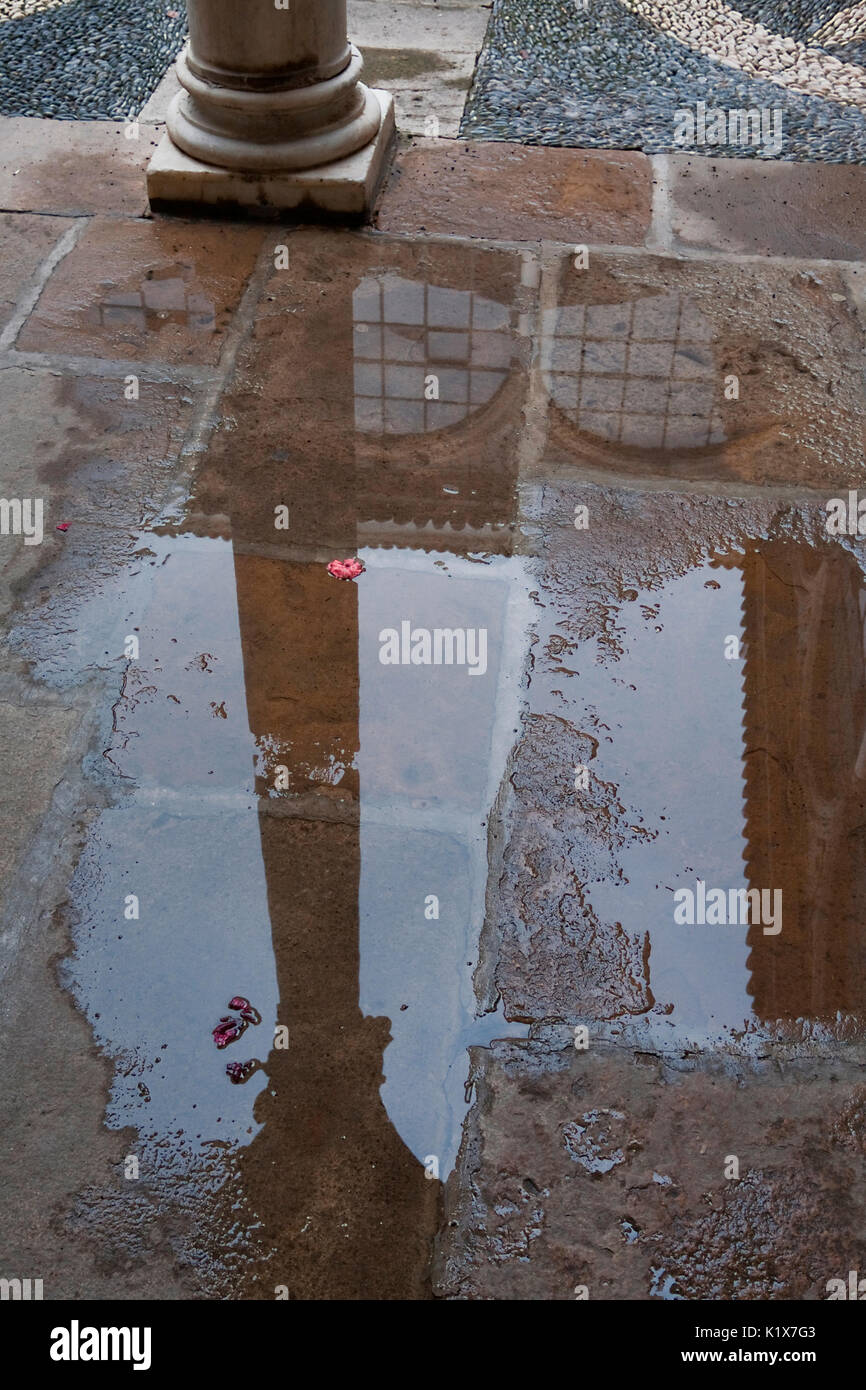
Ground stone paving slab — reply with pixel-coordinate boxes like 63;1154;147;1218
0;210;72;331
17;217;265;365
379;140;866;261
535;252;865;492
377;141;654;244
347;0;490;51
0;118;157;216
666;153;866;259
434;1040;866;1299
344;0;489;140
137;69;180;126
361;48;477;93
188;225;526;545
0;701;79;920
0;365;198;674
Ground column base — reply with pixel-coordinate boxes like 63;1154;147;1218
146;90;395;220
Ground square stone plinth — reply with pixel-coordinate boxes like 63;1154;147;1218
146;91;395;220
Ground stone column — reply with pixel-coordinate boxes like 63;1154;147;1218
147;0;394;218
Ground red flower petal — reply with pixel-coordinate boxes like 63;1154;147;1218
327;557;364;581
226;1060;256;1083
213;1016;246;1048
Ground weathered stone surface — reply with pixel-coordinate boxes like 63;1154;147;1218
667;154;866;260
0;702;78;919
538;252;866;490
0;367;195;630
0;212;73;335
435;1041;866;1300
485;711;656;1024
188;226;527;545
0;118;157;217
377;142;654;245
18;217;265;365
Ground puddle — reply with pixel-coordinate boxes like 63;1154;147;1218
10;241;533;1289
51;533;274;1148
12;517;532;1289
538;257;863;491
10;227;863;1296
353;273;514;436
542;292;726;455
530;534;866;1044
40;538;529;1095
98;272;216;336
357;547;532;1171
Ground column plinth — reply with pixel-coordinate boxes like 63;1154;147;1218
146;0;394;218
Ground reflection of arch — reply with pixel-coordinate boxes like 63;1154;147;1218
350;270;523;552
538;288;795;484
724;541;866;1022
543;289;787;483
546;398;784;485
354;363;524;551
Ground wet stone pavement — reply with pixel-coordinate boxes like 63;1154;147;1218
2;145;866;1300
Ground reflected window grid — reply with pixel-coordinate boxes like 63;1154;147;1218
98;278;215;332
543;293;724;450
353;275;511;435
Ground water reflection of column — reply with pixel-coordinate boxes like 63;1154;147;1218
224;277;437;1300
740;541;866;1022
191;237;525;1295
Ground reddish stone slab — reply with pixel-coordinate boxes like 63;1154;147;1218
376;140;653;245
435;1042;866;1300
18;216;266;365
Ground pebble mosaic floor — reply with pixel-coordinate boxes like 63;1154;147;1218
2;0;866;163
463;0;866;162
0;0;186;120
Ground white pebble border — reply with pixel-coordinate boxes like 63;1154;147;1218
0;0;67;17
623;0;866;112
812;2;866;47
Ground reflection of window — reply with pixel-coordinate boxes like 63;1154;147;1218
542;293;724;449
352;274;512;435
97;277;215;331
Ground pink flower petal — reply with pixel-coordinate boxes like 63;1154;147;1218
229;995;260;1025
327;557;364;581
